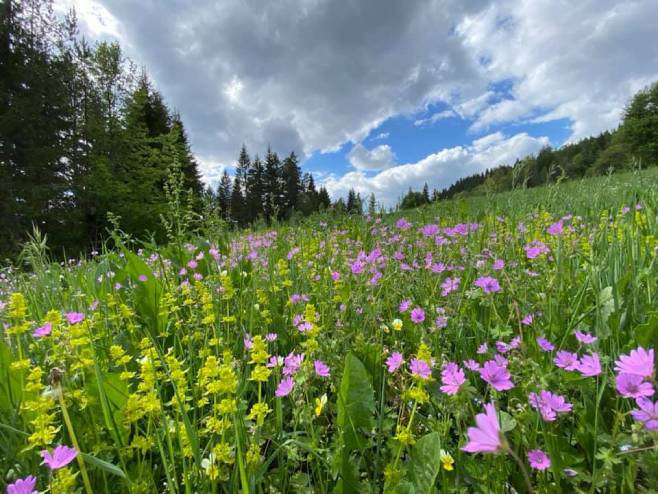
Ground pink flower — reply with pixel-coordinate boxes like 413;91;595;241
399;299;412;313
577;353;602;377
528;390;572;422
630;397;658;430
479;360;514;391
410;307;425;324
493;259;505;270
614;347;655;378
6;476;37;494
283;352;304;376
267;356;283;368
474;276;501;294
386;352;404;373
477;343;488;354
554;351;580;371
463;359;480;371
65;312;84;325
314;360;331;378
138;274;148;283
547;221;564;235
616;373;655;399
461;403;503;454
521;314;534;326
409;358;432;380
536;336;554;352
575;330;597;344
440;362;465;395
440;276;460;296
528;449;551;470
40;444;78;470
33;322;52;338
275;377;294;397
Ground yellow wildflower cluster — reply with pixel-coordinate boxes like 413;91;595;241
22;366;59;447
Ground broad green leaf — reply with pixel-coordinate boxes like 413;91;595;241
401;432;441;494
0;342;33;410
499;411;517;433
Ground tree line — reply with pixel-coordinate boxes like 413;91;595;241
400;81;658;207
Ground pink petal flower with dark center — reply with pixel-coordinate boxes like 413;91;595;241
461;403;503;453
33;321;52;338
577;353;602;377
463;359;480;371
575;330;597;344
275;377;294;397
409;358;432;380
479;360;514;391
314;360;330;378
536;336;554;352
410;307;425;324
616;373;655;399
614;347;655;378
6;475;37;494
440;362;465;395
474;276;501;294
528;449;551;470
386;352;404;373
528;390;572;422
630;397;658;430
554;351;580;371
40;444;78;470
65;312;85;325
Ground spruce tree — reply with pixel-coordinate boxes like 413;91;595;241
217;169;232;220
281;151;301;217
263;146;282;220
245;155;265;222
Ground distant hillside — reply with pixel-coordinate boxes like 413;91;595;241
400;81;658;208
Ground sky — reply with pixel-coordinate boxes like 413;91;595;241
54;0;658;207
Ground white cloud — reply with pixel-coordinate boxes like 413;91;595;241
371;132;390;141
414;109;457;126
323;132;549;207
457;0;658;139
347;143;396;171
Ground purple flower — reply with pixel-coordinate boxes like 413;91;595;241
547;221;564;235
479;360;514;391
386;352;404;373
630;397;658;430
528;449;551;470
6;476;37;494
283;352;304;376
614;347;655;378
440;362;465;395
314;360;331;378
396;218;412;230
138;274;148;283
575;330;597;344
577;353;602;377
477;343;488;354
33;321;52;338
409;358;432;380
474;276;501;294
536;336;554;352
410;307;425;324
275;377;294;397
265;333;278;342
528;390;572;421
440;276;460;296
521;314;534;326
492;259;505;271
464;359;480;371
40;444;78;470
554;351;580;371
461;403;503;454
616;373;655;399
65;312;84;325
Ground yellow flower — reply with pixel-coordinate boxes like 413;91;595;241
391;318;403;331
315;394;327;417
440;450;454;471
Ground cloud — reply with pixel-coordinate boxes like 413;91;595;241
61;0;489;170
413;109;457;126
323;132;549;207
457;0;658;139
347;143;396;171
371;132;390;141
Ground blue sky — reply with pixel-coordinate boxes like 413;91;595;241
56;0;658;206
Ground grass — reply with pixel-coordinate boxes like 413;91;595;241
1;167;657;493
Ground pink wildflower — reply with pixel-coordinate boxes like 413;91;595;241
314;360;331;378
479;360;514;391
440;362;465;395
616;373;655;399
577;353;602;377
575;330;597;344
528;449;551;470
6;476;37;494
528;390;572;421
65;312;84;325
33;322;52;338
40;445;77;470
630;397;658;430
386;352;404;373
461;403;503;453
409;358;432;380
275;377;294;397
614;347;654;378
474;276;501;294
410;307;425;324
554;351;580;371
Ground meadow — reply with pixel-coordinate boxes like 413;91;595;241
1;169;657;493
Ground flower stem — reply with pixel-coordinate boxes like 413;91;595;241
56;386;93;494
507;447;534;494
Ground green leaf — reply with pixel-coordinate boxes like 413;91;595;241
0;342;34;410
81;452;127;479
598;286;615;323
401;432;441;494
337;353;375;451
336;353;375;493
499;411;517;433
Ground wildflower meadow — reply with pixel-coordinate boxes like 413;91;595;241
1;170;657;493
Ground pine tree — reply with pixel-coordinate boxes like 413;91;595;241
263;146;282;220
230;145;250;226
281;151;301;217
245;155;265;222
422;182;430;203
317;186;331;210
368;193;377;216
217;169;232;220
